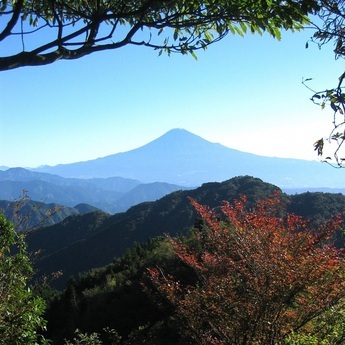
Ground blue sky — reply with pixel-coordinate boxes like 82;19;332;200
1;26;344;168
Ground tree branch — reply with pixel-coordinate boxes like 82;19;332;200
0;21;145;70
0;0;320;70
0;0;24;42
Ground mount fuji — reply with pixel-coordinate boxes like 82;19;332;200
33;128;344;188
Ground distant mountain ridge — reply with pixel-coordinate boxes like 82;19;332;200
0;199;99;231
0;168;189;213
32;128;344;188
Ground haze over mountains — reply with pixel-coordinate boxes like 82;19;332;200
2;129;345;290
1;129;345;217
0;168;188;214
31;128;343;189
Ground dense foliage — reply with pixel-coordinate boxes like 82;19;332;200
26;176;282;289
24;177;345;290
0;0;319;70
149;193;345;344
288;192;345;247
40;188;345;344
43;237;179;344
2;177;345;344
0;213;47;344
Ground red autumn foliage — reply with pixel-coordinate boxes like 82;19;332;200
148;192;345;345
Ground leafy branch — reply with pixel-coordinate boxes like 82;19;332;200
0;0;319;70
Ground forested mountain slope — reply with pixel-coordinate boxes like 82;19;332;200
0;199;100;231
26;176;345;290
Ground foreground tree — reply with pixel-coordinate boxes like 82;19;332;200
282;297;345;345
306;0;345;166
0;214;47;344
0;0;320;70
148;193;345;344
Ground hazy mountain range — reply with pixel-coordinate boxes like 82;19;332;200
1;129;345;301
30;128;344;188
2;128;345;217
0;168;189;214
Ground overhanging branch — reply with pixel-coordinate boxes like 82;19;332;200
0;0;24;41
0;0;320;70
